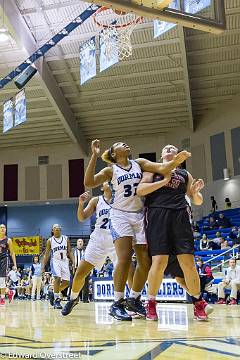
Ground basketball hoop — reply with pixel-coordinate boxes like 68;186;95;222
93;7;143;60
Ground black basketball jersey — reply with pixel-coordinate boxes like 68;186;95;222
145;168;189;209
0;237;9;259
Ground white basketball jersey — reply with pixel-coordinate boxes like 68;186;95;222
50;235;68;260
95;195;111;232
111;160;144;212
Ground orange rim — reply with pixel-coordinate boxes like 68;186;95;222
93;6;143;29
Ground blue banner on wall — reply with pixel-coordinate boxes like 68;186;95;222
183;0;211;14
80;37;97;85
3;99;14;133
15;89;27;127
154;0;179;38
99;29;119;72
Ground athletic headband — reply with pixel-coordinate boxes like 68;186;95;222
52;224;61;230
108;146;116;163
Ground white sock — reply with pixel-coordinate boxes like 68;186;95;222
129;290;141;299
114;291;124;302
1;295;4;299
54;293;59;300
148;295;156;301
70;291;79;300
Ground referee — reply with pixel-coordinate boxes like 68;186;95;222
73;238;89;303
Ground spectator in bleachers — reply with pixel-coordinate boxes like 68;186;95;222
225;197;232;209
220;237;230;250
217;213;231;229
199;234;211;251
229;227;238;240
196;257;215;296
192;221;201;239
209;231;222;250
204;216;218;231
217;258;240;305
210;196;218;213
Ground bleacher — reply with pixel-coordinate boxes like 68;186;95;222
195;207;240;269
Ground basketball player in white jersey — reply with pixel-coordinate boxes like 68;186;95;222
0;224;15;306
62;181;117;316
84;139;190;320
42;224;74;309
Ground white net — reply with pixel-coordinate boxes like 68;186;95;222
94;9;142;60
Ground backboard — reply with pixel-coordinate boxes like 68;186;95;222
87;0;226;34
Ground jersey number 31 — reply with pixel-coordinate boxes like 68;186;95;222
123;183;138;197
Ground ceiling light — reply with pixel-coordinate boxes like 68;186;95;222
0;28;9;42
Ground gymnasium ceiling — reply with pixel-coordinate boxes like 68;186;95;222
0;0;239;153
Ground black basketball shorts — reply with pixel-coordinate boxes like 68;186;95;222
0;257;8;277
146;207;194;256
164;255;184;278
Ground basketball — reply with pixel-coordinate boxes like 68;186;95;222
114;9;127;16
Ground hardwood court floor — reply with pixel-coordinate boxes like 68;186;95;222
0;301;239;359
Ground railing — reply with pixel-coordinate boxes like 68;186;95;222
203;244;240;271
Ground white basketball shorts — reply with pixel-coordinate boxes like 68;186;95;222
84;229;117;270
109;208;147;245
0;277;6;288
50;258;70;281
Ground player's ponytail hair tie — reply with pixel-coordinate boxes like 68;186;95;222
101;146;116;164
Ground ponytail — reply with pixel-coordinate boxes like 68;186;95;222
101;146;116;164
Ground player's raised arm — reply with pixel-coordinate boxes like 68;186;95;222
187;172;204;206
41;239;51;273
77;192;98;222
84;140;112;188
136;150;191;175
136;172;172;196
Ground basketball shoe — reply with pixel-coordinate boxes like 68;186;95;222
125;296;146;317
0;298;5;306
146;299;158;321
8;290;14;303
216;298;226;304
202;299;214;315
194;299;208;320
228;299;237;305
61;298;79;316
53;298;62;309
109;299;132;321
48;290;54;306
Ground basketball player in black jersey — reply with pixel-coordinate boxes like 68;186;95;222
137;145;208;321
0;224;16;306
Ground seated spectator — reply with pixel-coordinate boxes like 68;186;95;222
217;213;231;229
210;196;218;213
209;231;222;250
196;257;215;295
192;221;201;239
237;227;240;239
8;266;21;297
229;227;238;240
199;234;211;250
204;216;218;230
217;258;240;305
220;237;230;250
225;197;232;209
